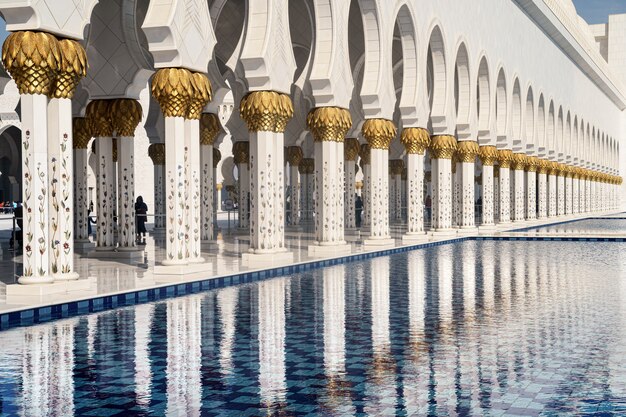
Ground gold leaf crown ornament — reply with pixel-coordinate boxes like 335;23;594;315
479;145;498;166
232;141;250;165
187;72;212;120
344;138;360;161
239;91;293;133
361;119;397;150
400;127;430;155
213;148;222;168
110;99;142;137
86;100;114;137
359;143;371;165
525;156;538;172
151;68;193;118
306;107;352;142
456;141;479;163
72;117;92;149
511;153;527;170
497;149;513;168
2;31;61;95
200;113;221;145
53;39;87;99
287;146;303;166
148;143;165;165
548;161;559;176
537;159;549;174
429;135;457;160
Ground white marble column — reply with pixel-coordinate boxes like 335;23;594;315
400;128;430;241
286;146;303;227
148;144;166;230
584;175;591;213
73;119;91;244
565;168;573;215
557;164;565;216
494;167;500;222
184;117;205;263
525;157;537;220
344;138;359;230
359;145;371;228
299;159;313;222
456;141;479;229
452;160;460;227
497;150;513;224
573;170;580;214
389;160;403;222
234;141;251;229
479;146;497;227
512;154;526;222
538;160;548;219
200;114;220;241
362;119;396;245
547;162;558;217
430;135;457;232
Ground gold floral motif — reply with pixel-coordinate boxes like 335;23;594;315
429;135;457;160
511;153;527;170
239;91;293;133
148;143;165;165
479;145;498;166
359;143;371;164
344;138;360;161
287;146;303;166
537;159;549;174
2;31;61;95
306;107;352;142
497;149;513;168
400;127;431;155
110;99;142;137
200;113;221;145
213;148;222;169
494;165;500;178
216;183;223;191
361;119;396;150
53;39;87;99
548;161;559;176
233;141;250;165
389;159;404;176
525;156;539;172
355;181;363;189
72;117;92;149
187;72;212;120
86;100;113;137
151;67;193;118
456;141;479;163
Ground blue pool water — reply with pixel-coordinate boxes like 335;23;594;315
0;240;625;416
518;218;626;235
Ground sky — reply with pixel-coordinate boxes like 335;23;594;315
573;0;626;24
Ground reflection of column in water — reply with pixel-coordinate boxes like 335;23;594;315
23;320;77;417
217;287;239;377
135;304;154;408
462;241;476;321
478;243;496;403
434;248;455;412
258;278;287;409
495;242;512;385
166;296;202;416
514;244;526;305
438;247;453;324
87;314;98;360
321;265;354;415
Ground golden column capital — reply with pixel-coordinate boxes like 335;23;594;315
497;149;513;168
216;183;223;191
361;118;397;150
425;171;432;181
510;153;527;170
287;146;303;166
429;135;457;160
213;148;221;168
299;158;314;174
494;165;500;178
359;143;371;165
200;113;221;145
355;181;363;190
400;127;430;155
306;107;352;142
1;31;61;96
456;141;479;163
537;159;549;174
151;67;193;118
72;117;92;149
479;145;498;166
233;141;250;165
389;159;404;176
344;138;360;161
187;72;212;120
110;98;142;137
148;143;165;165
86;99;113;137
548;161;559;176
239;90;293;133
525;156;538;172
53;39;87;99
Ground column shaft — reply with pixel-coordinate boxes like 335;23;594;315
538;173;547;219
238;163;250;228
163;117;187;264
344;160;356;229
367;149;390;239
557;175;565;216
95;136;116;250
406;154;425;234
499;167;511;223
154;164;166;229
548;175;557;217
200;145;214;240
513;169;525;222
74;148;90;241
526;171;536;220
431;158;453;230
482;166;494;226
460;162;475;228
116;136;136;249
289;165;299;226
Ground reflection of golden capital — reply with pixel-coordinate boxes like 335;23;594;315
213;148;221;168
239;91;293;133
200;113;221;145
53;39;87;98
344;138;360;161
86;100;113;137
307;107;352;142
111;99;142;137
359;143;371;164
400;127;430;155
148;143;165;165
497;149;513;168
2;31;61;96
389;159;404;176
429;135;457;160
456;141;479;163
525;156;538;172
151;67;193;118
233;141;250;165
72;117;92;149
511;153;526;170
362;119;396;150
187;72;212;120
287;146;303;166
479;145;498;166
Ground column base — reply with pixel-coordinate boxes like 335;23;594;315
95;245;116;252
402;233;429;244
74;240;96;250
363;238;395;248
8;278;90;295
53;272;80;281
429;230;458;238
88;249;144;260
478;224;497;233
242;251;294;268
308;243;351;258
188;256;206;264
154;262;213;276
16;275;55;285
456;227;478;235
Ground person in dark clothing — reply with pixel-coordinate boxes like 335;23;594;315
355;195;363;227
135;196;148;245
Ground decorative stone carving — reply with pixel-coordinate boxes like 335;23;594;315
525;156;538;172
187;73;212;120
511;153;527;171
359;144;371;164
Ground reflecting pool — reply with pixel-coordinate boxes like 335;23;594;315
0;240;625;416
519;218;626;235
